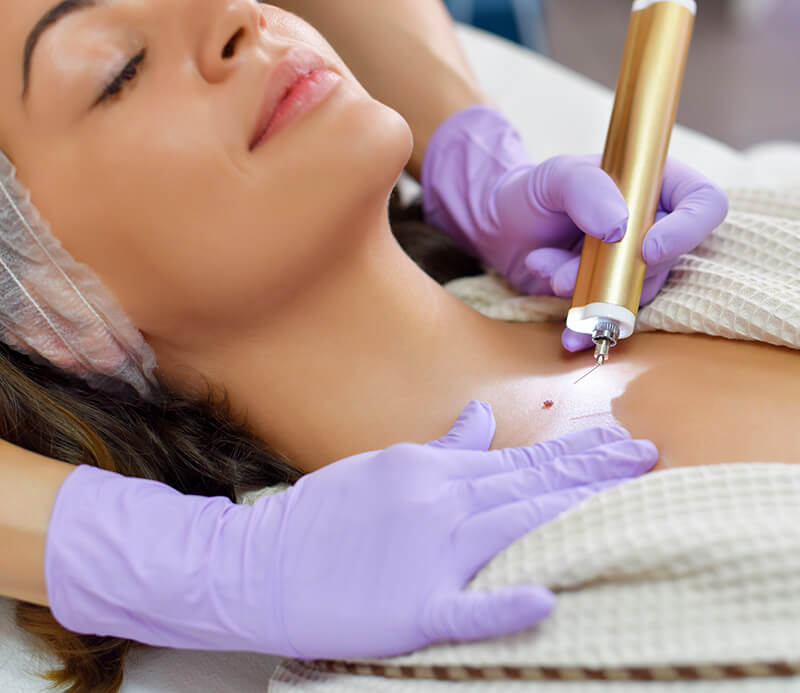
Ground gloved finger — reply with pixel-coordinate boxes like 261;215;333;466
524;247;578;284
457;438;658;512
427;400;497;451
493;166;583;248
551;238;677;302
532;155;629;242
659;158;730;218
422;584;555;644
516;239;586;296
494;436;657;491
548;230;674;307
569;234;586;254
452;479;625;565
550;255;581;297
561;327;594;352
513;273;558;298
642;165;729;265
498;426;643;471
451;425;632;480
639;267;672;306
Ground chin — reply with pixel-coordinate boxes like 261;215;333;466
258;80;412;199
241;88;412;258
343;99;414;201
294;89;412;208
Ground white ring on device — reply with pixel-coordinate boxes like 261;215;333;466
631;0;697;15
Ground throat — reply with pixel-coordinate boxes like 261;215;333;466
239;292;519;473
242;317;586;473
195;228;514;472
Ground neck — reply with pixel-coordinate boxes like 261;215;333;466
154;207;532;471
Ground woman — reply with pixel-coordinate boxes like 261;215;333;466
3;0;789;469
1;0;761;471
0;0;783;691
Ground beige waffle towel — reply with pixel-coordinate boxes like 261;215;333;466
251;189;800;691
443;188;800;349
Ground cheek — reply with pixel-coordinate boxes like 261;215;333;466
18;143;225;336
18;84;412;341
285;88;412;209
169;98;414;331
36;155;323;337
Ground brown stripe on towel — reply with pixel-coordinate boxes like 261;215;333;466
305;659;800;681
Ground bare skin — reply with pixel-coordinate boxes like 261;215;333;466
482;322;800;473
1;0;797;477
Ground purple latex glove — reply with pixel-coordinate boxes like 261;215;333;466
45;401;657;660
422;104;729;352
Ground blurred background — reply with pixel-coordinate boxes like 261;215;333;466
443;0;800;149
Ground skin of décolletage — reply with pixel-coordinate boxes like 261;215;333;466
1;0;798;475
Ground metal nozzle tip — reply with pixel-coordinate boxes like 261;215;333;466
593;339;610;365
591;320;618;366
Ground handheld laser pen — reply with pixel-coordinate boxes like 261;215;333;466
567;0;696;373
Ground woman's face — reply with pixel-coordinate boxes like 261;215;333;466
0;0;413;344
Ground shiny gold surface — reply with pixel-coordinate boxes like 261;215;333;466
570;2;695;318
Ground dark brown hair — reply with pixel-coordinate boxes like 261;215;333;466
1;190;481;692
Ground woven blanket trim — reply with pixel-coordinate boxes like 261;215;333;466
306;659;800;682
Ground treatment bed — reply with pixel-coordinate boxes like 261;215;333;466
2;23;799;693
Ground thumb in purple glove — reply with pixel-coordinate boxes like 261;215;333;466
531;157;728;352
422;107;630;296
421;105;727;355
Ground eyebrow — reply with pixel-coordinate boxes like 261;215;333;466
22;0;102;100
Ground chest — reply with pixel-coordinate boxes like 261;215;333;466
486;331;800;471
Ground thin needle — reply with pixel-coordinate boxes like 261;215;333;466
574;363;602;385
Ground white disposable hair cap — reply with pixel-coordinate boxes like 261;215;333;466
0;149;158;398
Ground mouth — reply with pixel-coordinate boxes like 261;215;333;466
249;47;340;151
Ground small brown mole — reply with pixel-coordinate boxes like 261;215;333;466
542;400;554;409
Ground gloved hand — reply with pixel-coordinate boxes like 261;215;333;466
421;104;729;352
45;401;658;660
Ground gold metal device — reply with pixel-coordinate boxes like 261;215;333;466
567;0;696;369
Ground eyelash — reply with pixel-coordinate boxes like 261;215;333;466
96;49;146;106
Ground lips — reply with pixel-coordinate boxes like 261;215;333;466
249;48;328;151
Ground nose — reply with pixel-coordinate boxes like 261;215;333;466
195;0;262;83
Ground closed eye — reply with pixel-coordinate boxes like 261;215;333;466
95;49;146;106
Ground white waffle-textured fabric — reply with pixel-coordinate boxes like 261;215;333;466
269;465;800;692
266;188;800;691
443;188;800;349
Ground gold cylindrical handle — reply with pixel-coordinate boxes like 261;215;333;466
567;0;695;340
